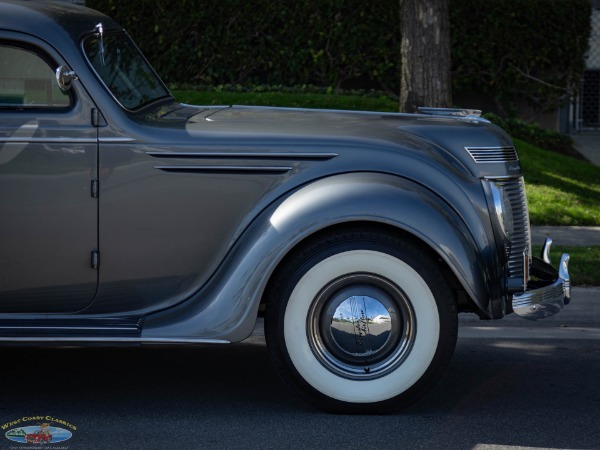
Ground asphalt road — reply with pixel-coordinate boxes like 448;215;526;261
1;288;598;450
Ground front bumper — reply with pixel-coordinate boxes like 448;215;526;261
512;238;571;320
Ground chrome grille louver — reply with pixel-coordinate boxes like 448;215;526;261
504;177;531;279
466;146;519;163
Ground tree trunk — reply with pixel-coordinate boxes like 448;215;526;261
400;0;452;113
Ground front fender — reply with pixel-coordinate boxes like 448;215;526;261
143;172;492;342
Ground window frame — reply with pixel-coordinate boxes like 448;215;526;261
81;29;172;113
0;40;74;112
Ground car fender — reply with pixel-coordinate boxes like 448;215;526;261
142;172;491;342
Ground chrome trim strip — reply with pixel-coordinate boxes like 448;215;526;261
98;137;137;143
146;151;338;160
0;337;230;344
0;326;138;331
0;137;97;143
0;137;135;143
154;165;292;173
522;246;530;289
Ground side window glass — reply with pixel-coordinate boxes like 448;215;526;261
0;44;70;109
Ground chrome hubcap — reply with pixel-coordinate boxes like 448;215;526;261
307;273;416;380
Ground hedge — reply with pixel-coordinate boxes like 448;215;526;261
451;0;592;112
87;0;400;91
87;0;591;112
484;113;582;159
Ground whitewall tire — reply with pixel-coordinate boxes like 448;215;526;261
265;229;457;413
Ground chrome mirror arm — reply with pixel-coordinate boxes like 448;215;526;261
55;65;78;91
95;22;105;66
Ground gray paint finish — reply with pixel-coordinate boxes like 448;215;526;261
0;1;565;344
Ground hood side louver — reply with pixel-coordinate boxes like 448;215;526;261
466;146;519;163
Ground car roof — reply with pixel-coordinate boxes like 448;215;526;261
0;0;120;45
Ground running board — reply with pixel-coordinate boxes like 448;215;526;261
0;316;144;337
0;336;230;345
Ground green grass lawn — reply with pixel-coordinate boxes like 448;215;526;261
173;88;398;112
533;245;599;286
516;138;600;226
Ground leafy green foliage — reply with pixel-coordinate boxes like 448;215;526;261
451;0;591;112
172;85;398;111
87;0;400;91
88;0;591;112
485;114;582;159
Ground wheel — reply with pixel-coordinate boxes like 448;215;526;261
265;229;457;413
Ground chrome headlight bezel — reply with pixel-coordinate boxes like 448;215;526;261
485;178;515;261
483;176;532;278
483;176;533;294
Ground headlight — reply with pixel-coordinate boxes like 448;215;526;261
489;179;515;256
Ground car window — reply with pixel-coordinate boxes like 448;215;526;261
0;44;70;109
83;31;171;111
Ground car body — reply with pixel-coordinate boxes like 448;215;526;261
0;1;570;413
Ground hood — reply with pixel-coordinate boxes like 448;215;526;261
148;104;518;178
177;105;485;139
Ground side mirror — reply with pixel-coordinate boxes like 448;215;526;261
55;65;78;91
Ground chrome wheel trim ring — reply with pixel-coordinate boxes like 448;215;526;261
307;273;416;380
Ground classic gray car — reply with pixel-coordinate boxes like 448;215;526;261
0;1;570;413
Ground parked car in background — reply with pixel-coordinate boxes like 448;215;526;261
0;1;570;413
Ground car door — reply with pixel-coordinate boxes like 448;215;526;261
0;35;98;312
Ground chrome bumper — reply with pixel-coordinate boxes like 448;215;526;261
512;238;571;320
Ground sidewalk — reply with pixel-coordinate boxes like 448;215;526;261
531;226;600;246
572;132;600;166
529;131;600;246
